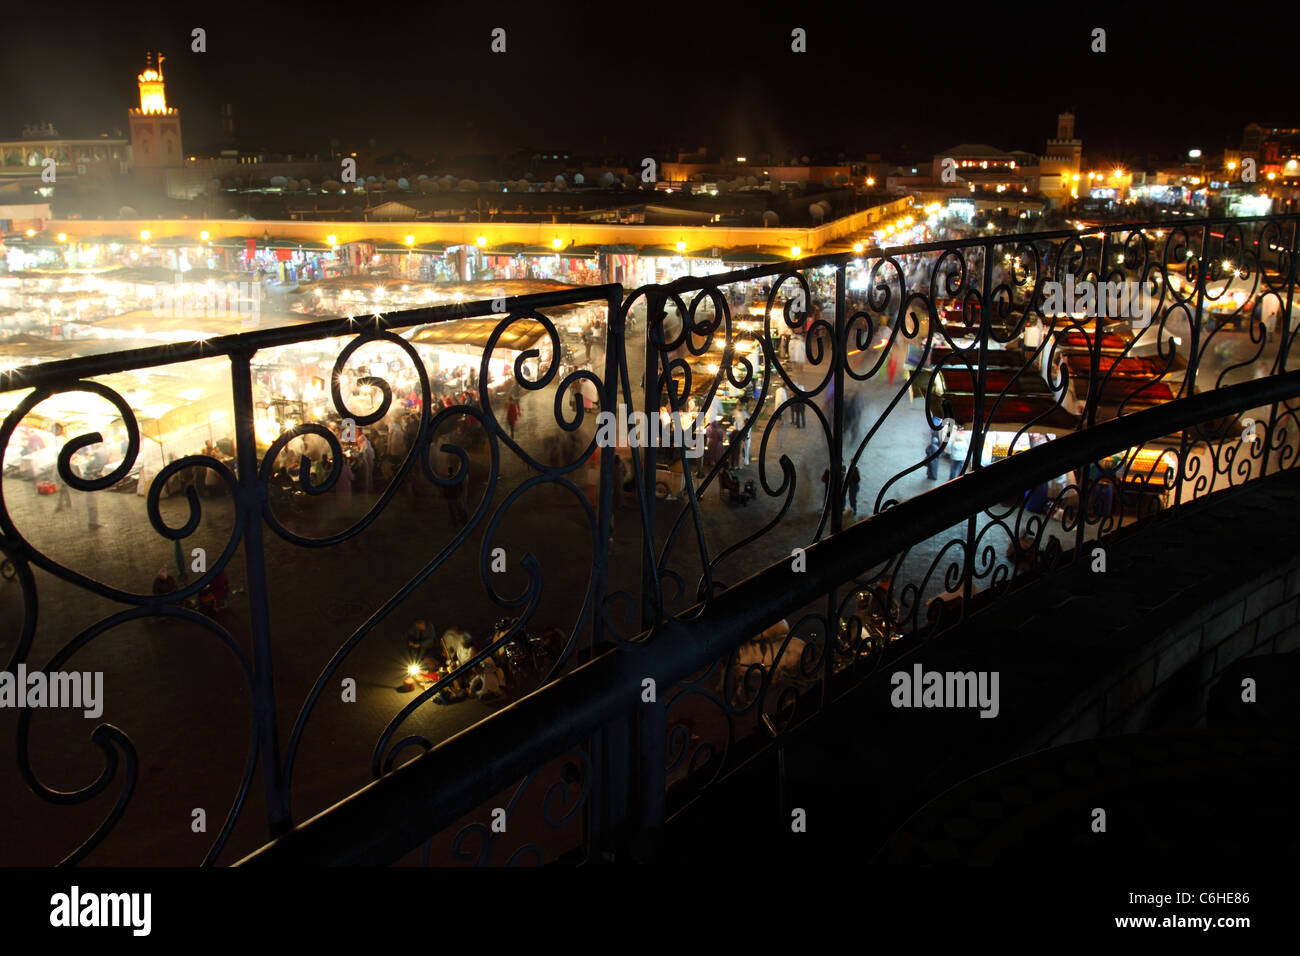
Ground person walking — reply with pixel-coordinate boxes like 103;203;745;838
614;454;629;509
52;423;72;512
847;462;861;515
444;465;469;529
333;454;354;506
505;397;522;439
80;443;107;531
732;401;752;466
701;417;725;477
925;430;942;480
355;431;375;494
948;427;969;481
386;414;407;468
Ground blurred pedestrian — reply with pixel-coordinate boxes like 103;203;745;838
506;397;522;439
948;427;969;480
791;397;806;429
80;443;108;530
701;418;725;477
52;423;72;512
444;465;469;528
355;431;375;494
731;401;751;466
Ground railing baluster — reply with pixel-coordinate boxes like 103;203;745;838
639;288;663;629
965;239;993;612
229;349;291;835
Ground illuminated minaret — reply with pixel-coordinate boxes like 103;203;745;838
128;52;183;185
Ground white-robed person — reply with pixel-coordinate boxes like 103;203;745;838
732;402;752;466
789;330;806;365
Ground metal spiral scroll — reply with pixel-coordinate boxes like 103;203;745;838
646;271;836;619
0;381;256;865
970;238;1079;592
258;328;431;547
870;245;976;512
444;747;590;866
278;310;607;790
648;283;755;613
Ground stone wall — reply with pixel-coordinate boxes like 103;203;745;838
1028;557;1300;750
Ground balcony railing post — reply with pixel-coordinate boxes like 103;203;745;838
831;265;846;538
587;288;633;862
1281;220;1300;376
1260;218;1300;481
593;287;623;650
964;240;993;610
589;718;632;863
229;349;292;835
827;264;847;697
1185;226;1209;400
640;288;663;629
632;692;666;863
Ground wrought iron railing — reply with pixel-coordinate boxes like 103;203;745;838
2;215;1298;866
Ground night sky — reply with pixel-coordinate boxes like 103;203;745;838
2;0;1291;165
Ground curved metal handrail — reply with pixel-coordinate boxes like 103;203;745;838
237;370;1300;865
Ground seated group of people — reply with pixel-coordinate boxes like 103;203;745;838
404;620;504;701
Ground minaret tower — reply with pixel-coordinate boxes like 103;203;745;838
128;52;183;185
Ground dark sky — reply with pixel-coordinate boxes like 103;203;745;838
1;0;1291;166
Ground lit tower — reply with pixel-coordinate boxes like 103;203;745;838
128;52;183;185
1040;112;1083;204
